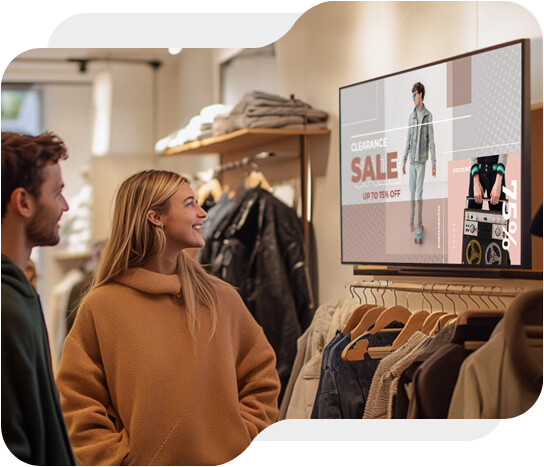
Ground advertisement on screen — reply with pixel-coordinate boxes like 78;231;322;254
340;40;528;267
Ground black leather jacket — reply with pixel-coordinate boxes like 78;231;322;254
200;187;314;394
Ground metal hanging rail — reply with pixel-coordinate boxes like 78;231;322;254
195;151;299;182
213;151;275;174
350;280;521;298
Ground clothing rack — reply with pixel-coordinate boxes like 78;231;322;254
212;150;274;176
349;280;522;312
350;281;520;298
195;151;297;182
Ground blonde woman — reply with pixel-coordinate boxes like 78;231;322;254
56;170;280;466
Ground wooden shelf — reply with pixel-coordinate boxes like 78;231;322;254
160;128;330;156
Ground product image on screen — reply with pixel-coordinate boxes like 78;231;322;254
339;39;530;268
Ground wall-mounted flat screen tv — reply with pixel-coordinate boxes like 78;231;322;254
339;39;531;269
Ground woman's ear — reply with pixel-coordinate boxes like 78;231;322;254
146;210;163;228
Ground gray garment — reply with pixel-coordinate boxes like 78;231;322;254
231;91;308;115
223;90;329;132
414;108;424;162
246;115;306;128
246;105;328;121
227;113;305;131
363;332;430;419
409;162;426;227
403;106;436;166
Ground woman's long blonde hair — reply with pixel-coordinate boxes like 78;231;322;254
91;169;224;338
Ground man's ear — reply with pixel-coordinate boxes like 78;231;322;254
9;188;36;219
146;210;163;228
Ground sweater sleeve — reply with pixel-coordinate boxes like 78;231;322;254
56;300;131;466
232;292;281;438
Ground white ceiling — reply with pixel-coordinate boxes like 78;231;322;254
15;48;173;60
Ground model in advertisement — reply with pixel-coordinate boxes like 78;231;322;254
468;154;508;210
402;82;437;244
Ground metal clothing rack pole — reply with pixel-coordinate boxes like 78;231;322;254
213;151;276;175
350;281;520;298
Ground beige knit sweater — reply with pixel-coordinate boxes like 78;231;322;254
56;267;280;466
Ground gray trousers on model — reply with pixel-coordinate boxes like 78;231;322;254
409;161;426;227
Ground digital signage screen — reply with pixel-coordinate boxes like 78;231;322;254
339;39;531;269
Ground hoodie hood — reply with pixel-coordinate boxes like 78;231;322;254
1;253;37;299
116;267;182;296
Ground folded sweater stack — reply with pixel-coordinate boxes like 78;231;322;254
213;91;329;135
155;103;233;152
154;91;328;153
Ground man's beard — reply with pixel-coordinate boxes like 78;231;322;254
26;209;60;247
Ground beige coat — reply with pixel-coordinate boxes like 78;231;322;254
448;289;542;419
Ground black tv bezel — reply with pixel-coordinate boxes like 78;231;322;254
338;38;532;274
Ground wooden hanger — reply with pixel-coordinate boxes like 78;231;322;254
453;309;504;349
429;313;457;335
341;304;375;335
367;310;430;359
340;306;385;362
197;178;223;205
366;310;430;359
456;309;504;326
246;170;272;191
389;310;429;349
442;315;458;327
348;306;386;340
420;311;448;335
341;305;411;362
364;305;412;335
430;313;459;336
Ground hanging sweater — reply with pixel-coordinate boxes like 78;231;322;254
56;267;280;466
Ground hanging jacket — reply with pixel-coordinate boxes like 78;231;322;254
448;289;543;419
403;104;436;165
1;254;75;465
200;187;314;397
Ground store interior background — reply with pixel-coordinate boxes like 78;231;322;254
2;1;543;337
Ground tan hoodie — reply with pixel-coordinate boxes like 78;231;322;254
56;267;280;466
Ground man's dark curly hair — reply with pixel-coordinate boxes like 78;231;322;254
1;131;68;219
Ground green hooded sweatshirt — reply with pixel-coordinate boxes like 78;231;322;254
1;253;75;465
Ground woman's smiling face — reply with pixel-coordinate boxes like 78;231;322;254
160;183;207;251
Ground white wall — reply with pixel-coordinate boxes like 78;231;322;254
270;1;542;305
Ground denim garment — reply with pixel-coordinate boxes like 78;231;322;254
336;327;401;419
313;323;403;419
310;330;344;418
